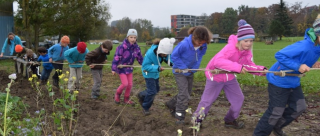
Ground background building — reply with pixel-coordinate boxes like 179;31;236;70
171;14;206;35
0;2;14;58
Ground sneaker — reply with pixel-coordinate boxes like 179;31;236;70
91;95;98;99
142;109;150;116
273;128;287;136
224;120;244;129
124;100;135;106
176;119;185;125
165;101;175;117
114;94;120;104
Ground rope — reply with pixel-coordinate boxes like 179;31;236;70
117;64;296;76
1;56;312;77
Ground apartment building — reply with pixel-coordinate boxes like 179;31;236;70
171;14;206;34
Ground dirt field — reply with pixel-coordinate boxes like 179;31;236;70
0;69;320;136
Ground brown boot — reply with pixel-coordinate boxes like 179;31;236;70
225;120;244;129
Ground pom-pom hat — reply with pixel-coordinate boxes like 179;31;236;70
237;19;255;41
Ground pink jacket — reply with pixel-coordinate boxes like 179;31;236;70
205;35;266;82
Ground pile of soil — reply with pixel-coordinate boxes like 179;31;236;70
1;70;320;136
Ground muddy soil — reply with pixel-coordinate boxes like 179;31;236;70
1;69;320;136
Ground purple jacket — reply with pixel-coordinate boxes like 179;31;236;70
111;39;143;74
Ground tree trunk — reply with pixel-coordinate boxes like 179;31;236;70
34;25;40;51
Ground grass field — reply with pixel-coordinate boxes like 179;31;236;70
82;37;320;93
1;37;319;93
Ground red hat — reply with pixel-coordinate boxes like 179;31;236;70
77;42;87;53
15;44;23;53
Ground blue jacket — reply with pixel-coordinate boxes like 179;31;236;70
171;34;207;76
38;54;53;70
267;28;320;88
1;35;22;55
141;44;172;79
48;43;69;62
64;47;89;68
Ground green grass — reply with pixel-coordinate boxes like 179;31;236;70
86;39;320;93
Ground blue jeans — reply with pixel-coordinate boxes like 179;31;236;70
138;78;159;110
40;68;52;80
253;83;307;136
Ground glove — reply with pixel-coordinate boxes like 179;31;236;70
181;69;189;73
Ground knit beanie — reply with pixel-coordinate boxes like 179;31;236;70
157;38;175;66
313;14;320;36
237;19;255;41
15;44;23;53
60;35;70;44
77;42;87;53
127;29;138;37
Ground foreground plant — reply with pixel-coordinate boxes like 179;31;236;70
49;71;79;136
186;107;206;136
0;74;16;135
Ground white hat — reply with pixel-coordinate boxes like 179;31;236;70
157;38;175;66
127;29;138;37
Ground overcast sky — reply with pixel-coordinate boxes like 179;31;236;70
14;0;318;28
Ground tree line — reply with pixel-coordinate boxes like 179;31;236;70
2;0;319;51
205;1;319;40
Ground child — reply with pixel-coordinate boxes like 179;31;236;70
193;19;266;129
14;44;31;77
24;49;41;78
37;47;53;85
112;29;143;105
85;40;113;99
48;35;70;87
137;38;175;115
0;32;22;57
64;42;89;92
253;16;320;136
165;26;212;124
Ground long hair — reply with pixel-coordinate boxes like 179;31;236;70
7;32;15;45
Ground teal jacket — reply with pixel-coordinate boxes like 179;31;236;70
141;44;172;79
64;47;89;68
1;35;22;55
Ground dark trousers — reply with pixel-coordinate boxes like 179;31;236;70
138;78;160;110
26;65;41;78
52;63;63;81
253;83;307;136
41;68;52;80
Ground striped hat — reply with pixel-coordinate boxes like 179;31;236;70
313;14;320;36
237;19;255;41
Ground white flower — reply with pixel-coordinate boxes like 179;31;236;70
8;73;17;80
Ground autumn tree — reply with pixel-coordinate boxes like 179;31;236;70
272;0;293;39
220;8;238;35
205;12;223;34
